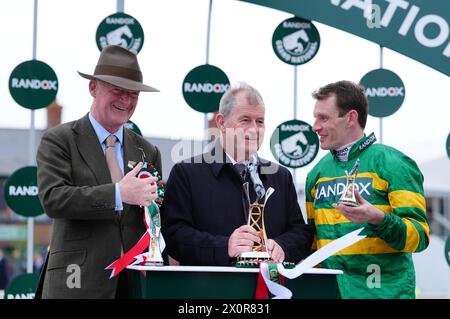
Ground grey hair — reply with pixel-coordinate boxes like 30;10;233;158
219;82;264;119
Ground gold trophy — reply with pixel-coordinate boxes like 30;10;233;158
237;183;275;264
338;159;360;207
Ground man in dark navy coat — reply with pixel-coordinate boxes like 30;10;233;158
161;82;313;266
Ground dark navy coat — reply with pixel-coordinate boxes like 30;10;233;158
161;146;313;266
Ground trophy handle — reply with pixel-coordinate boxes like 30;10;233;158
261;188;274;250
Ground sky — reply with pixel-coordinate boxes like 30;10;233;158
1;0;449;186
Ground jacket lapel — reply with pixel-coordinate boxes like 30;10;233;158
73;114;111;185
123;129;144;175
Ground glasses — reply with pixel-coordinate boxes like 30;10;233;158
100;82;140;100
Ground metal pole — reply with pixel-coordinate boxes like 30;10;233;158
116;0;124;12
27;0;39;274
379;45;384;68
204;0;213;144
205;0;212;65
32;0;37;59
293;66;298;186
293;66;298;119
379;45;383;144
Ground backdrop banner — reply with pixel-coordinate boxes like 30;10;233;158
240;0;450;76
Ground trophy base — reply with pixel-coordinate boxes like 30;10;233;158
238;251;271;260
133;252;165;266
235;251;270;267
338;199;359;207
143;260;164;266
234;261;297;268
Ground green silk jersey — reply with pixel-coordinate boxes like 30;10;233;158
305;133;429;298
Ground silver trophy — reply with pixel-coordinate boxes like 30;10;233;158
131;161;165;266
237;183;275;263
338;159;360;207
145;202;165;265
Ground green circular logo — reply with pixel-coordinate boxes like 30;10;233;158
272;17;320;65
360;69;405;118
446;236;450;268
446;132;450;160
125;120;142;136
182;64;230;113
4;166;44;217
270;119;319;168
4;273;40;299
9;60;58;110
96;12;144;54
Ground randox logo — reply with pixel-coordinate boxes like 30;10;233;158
314;177;373;205
7;292;35;299
8;186;38;196
106;17;135;25
4;166;44;217
5;273;39;299
270;120;319;168
272;17;320;66
182;64;230;113
360;68;405;118
11;78;58;90
365;87;404;97
9;60;58;109
359;133;377;152
183;83;229;93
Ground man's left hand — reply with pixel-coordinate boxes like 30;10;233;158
332;190;385;225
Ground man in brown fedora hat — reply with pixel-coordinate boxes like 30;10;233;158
36;45;162;298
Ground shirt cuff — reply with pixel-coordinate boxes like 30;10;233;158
368;213;391;232
115;183;123;211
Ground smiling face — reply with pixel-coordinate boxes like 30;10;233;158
313;94;354;150
216;91;265;161
89;80;140;133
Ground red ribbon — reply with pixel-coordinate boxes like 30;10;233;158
255;263;285;299
105;231;150;278
106;170;155;278
255;268;269;299
105;208;152;278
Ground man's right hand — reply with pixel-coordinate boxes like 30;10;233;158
228;225;261;258
118;162;158;206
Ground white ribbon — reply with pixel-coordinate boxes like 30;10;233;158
261;228;366;298
278;227;366;279
259;263;292;299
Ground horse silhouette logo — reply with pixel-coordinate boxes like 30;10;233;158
107;25;134;48
281;132;309;158
282;29;310;55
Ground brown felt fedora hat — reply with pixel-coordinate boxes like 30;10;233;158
78;45;158;92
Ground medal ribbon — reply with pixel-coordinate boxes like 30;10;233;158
256;262;291;299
